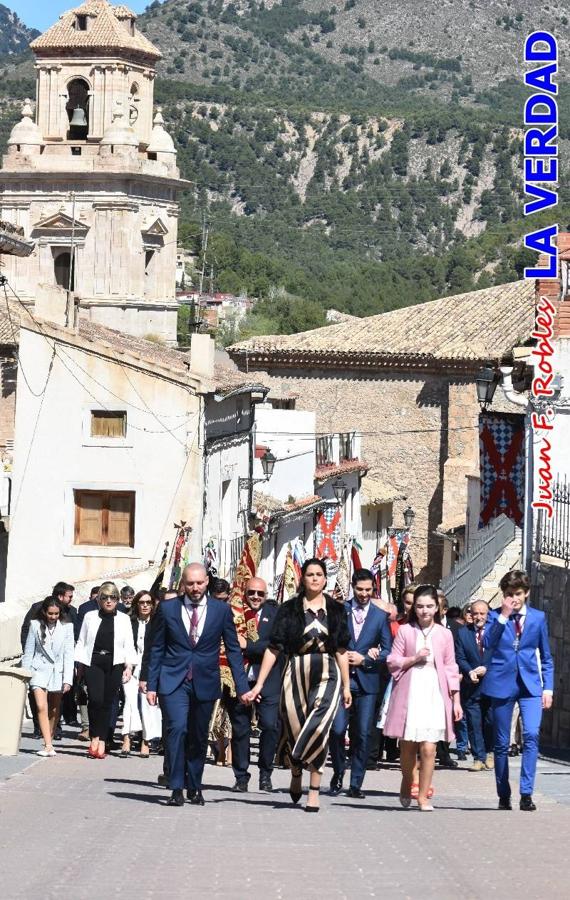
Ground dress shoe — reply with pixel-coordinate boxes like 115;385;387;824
77;729;90;742
508;744;520;757
259;775;273;792
520;794;536;811
346;786;366;799
53;727;63;741
438;756;458;769
187;790;205;806
456;751;468;761
469;760;486;772
485;753;494;769
167;789;185;807
329;774;343;796
231;779;249;793
32;728;42;740
157;773;169;787
498;796;512;810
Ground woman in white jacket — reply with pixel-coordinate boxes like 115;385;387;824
22;596;74;757
75;582;137;759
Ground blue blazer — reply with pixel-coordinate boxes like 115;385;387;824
482;607;554;699
146;596;250;700
344;601;393;694
455;625;494;700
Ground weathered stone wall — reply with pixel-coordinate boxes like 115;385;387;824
531;560;570;748
247;364;478;580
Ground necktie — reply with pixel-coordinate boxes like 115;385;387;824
475;627;484;655
190;603;200;646
353;606;365;640
511;613;522;638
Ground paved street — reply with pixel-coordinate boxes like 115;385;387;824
1;725;570;900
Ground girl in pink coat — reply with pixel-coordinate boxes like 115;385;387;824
384;584;462;811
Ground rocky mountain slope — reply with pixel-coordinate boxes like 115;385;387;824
0;4;38;55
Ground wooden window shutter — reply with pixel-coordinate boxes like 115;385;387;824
91;411;127;438
106;493;135;547
75;491;104;545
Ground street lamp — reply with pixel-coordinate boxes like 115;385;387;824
475;366;498;410
403;505;415;528
331;476;346;505
260;449;276;479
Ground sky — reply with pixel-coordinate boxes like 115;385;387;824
9;0;152;32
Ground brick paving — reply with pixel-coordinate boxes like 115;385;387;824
1;726;569;900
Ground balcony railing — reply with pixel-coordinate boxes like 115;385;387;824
316;435;334;467
439;514;517;607
536;477;570;565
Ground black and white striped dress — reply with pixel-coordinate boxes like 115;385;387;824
281;604;342;774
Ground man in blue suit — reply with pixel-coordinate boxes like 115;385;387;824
455;599;495;771
329;568;392;799
483;569;554;811
147;563;250;807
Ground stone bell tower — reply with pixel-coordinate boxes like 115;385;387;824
0;0;185;345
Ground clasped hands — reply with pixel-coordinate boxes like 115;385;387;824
347;647;380;667
469;666;487;683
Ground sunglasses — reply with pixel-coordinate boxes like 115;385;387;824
100;594;119;601
246;590;265;597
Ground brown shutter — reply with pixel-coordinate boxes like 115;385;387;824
90;411;126;438
106;493;135;547
75;491;104;545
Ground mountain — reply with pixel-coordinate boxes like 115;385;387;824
0;4;39;55
0;0;567;338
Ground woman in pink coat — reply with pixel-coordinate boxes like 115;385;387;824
384;584;462;811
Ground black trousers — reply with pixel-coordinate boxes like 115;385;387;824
84;656;123;740
227;691;280;782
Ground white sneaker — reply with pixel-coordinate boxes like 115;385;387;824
37;748;56;757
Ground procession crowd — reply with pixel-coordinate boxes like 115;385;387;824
20;560;553;813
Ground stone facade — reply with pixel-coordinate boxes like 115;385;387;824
237;364;482;580
0;2;184;345
531;560;570;749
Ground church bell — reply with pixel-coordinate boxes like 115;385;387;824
70;106;88;127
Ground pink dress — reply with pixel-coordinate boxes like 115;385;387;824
383;622;459;743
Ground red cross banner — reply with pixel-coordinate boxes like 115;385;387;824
479;413;525;527
315;505;342;561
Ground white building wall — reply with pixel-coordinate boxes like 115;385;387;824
203;433;249;579
4;327;203;628
254;406;316;502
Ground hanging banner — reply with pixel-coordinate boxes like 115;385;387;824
479;412;525;527
315;505;342;561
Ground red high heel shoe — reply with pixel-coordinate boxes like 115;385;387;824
87;747;99;759
97;746;106;759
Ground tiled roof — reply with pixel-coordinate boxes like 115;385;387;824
0;220;35;257
230;280;535;366
0;299;22;346
360;471;404;506
253;491;325;521
210;364;269;398
315;459;368;482
30;0;161;60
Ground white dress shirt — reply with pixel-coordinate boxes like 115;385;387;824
182;595;208;641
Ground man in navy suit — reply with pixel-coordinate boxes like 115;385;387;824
147;563;250;807
455;599;494;771
483;569;554;811
227;576;282;794
329;568;392;799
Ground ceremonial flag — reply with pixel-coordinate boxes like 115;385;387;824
315;505;342;561
150;541;169;596
479;413;525;527
220;531;262;695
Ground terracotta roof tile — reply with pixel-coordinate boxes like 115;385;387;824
230;280;535;365
315;459;368;482
30;0;161;60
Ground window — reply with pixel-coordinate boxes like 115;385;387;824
54;251;73;290
76;14;87;30
316;435;333;466
74;490;135;547
339;432;355;461
90;410;127;438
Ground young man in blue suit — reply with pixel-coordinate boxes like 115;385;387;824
146;563;250;807
329;568;393;799
455;599;495;771
483;569;554;811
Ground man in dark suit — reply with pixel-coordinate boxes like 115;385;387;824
329;568;392;799
455;599;494;771
147;563;250;807
227;576;281;794
483;569;554;812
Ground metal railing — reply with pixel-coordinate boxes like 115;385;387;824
536;477;570;565
439;514;517;607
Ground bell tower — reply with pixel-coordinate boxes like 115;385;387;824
0;0;184;345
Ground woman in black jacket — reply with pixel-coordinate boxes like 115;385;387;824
248;558;351;812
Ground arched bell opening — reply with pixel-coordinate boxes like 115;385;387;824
54;250;74;292
66;78;90;140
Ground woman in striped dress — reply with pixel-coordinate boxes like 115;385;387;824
248;558;351;812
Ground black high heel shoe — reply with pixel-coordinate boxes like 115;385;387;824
289;771;302;804
306;785;320;813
